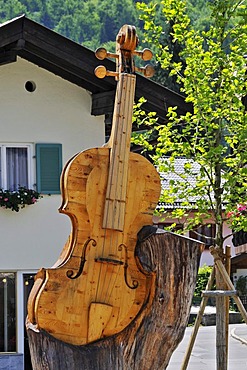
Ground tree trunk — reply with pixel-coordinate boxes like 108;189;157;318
27;229;203;370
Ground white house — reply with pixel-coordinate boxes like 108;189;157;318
0;15;191;369
153;158;236;267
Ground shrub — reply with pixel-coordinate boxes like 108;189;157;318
194;265;215;298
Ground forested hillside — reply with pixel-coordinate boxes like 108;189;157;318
0;0;210;49
0;0;146;50
0;0;210;89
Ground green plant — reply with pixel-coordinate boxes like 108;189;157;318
236;275;247;295
194;265;215;298
0;187;42;212
136;0;247;250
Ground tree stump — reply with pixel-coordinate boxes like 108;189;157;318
27;229;203;370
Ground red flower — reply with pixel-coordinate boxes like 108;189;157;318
237;204;247;212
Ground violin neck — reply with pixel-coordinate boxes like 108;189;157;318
103;73;136;231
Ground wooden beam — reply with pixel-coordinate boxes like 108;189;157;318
91;91;115;116
0;50;16;65
202;290;237;297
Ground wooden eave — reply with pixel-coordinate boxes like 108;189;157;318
231;253;247;265
0;15;192;121
231;252;247;273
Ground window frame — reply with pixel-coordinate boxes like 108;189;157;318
0;143;33;191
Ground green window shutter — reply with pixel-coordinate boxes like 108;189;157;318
36;144;62;194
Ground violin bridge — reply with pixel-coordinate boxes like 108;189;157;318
95;257;124;266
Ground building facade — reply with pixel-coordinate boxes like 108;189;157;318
0;56;105;370
0;15;191;369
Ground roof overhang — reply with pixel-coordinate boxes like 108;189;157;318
0;15;192;121
231;253;247;264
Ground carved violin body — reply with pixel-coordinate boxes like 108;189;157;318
27;25;161;346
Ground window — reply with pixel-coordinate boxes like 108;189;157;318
0;273;16;352
189;224;216;247
0;143;62;194
0;145;32;191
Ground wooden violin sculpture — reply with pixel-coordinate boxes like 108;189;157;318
27;25;161;346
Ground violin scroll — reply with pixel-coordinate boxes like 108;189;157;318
94;24;154;79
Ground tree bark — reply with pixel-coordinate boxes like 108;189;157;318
27;230;203;370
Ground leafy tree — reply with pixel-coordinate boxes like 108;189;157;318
0;0;217;64
137;0;217;90
135;0;247;249
0;0;27;20
186;0;212;31
137;1;185;92
20;0;42;13
39;0;53;29
98;0;140;49
0;0;145;52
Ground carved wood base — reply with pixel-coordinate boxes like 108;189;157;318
27;230;203;370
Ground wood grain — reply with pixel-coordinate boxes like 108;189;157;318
27;231;203;370
103;74;136;231
27;148;161;345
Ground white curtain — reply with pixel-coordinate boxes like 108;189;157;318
6;148;28;190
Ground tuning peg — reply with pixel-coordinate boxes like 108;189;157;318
95;47;119;61
133;48;153;61
135;64;155;78
94;65;118;79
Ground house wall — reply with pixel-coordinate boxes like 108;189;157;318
0;57;105;270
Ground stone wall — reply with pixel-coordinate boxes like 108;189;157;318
0;354;23;370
